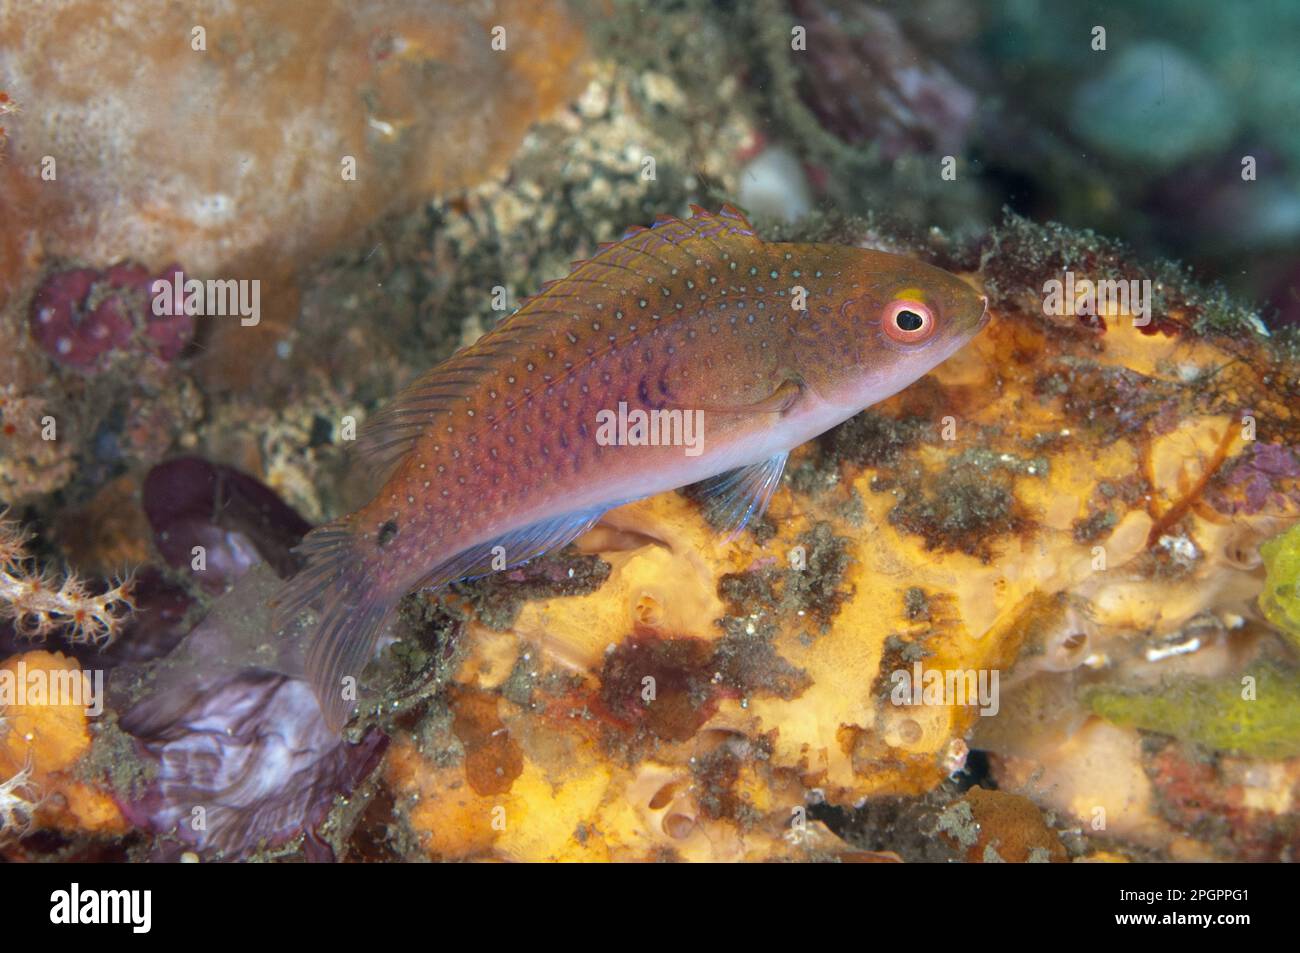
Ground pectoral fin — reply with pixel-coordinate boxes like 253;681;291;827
692;452;789;540
683;378;804;417
743;378;803;415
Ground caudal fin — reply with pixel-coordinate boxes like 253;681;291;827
273;518;396;732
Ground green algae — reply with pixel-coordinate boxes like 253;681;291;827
1259;522;1300;646
1085;665;1300;760
717;521;854;634
881;462;1027;561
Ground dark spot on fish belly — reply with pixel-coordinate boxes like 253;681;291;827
637;374;669;410
377;520;398;548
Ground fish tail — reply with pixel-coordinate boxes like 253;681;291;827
273;516;398;732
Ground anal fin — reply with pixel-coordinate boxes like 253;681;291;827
418;505;616;592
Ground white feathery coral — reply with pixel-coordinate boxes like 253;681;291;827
0;509;135;647
0;757;39;841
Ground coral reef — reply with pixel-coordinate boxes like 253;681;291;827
320;211;1298;860
4;204;1298;863
0;0;590;381
1;0;1298;865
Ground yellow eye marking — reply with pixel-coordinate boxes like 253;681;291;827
895;287;928;302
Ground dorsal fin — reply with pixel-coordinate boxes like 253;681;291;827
563;204;759;287
354;205;761;483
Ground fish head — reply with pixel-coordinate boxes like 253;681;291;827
813;250;989;409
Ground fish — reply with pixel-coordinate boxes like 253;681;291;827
274;204;989;730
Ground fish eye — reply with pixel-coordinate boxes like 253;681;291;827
896;310;923;331
882;299;935;343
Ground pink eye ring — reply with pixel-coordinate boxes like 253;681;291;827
882;299;935;343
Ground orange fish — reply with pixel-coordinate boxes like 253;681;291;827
276;205;989;729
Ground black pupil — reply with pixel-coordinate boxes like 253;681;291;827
895;309;924;331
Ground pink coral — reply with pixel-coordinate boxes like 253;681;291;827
1213;440;1300;514
27;262;194;373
